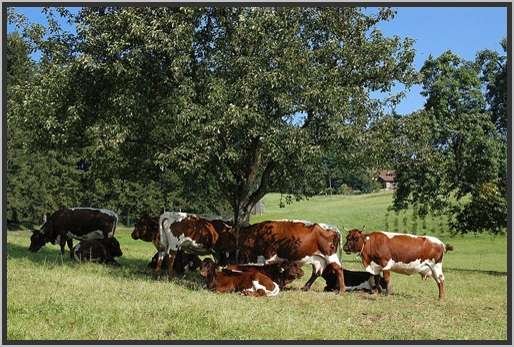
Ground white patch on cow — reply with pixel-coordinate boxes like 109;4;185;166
300;254;326;275
325;253;341;266
244;280;280;297
73;244;81;262
264;254;286;264
225;251;230;259
55;234;61;244
184;264;190;272
107;231;114;238
345;281;372;292
367;258;436;277
431;262;445;283
256;255;266;264
365;261;384;275
67;230;103;241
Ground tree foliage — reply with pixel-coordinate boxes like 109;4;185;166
389;48;507;234
8;7;417;226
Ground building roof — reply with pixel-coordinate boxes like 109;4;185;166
377;170;396;183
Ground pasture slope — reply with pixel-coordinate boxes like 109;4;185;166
6;191;508;341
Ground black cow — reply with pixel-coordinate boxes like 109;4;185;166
72;237;123;266
29;207;118;258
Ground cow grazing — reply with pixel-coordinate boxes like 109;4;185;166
322;263;387;293
343;229;453;299
225;261;304;289
155;212;220;278
148;251;201;275
72;237;123;266
29;207;118;258
200;259;280;297
235;220;346;293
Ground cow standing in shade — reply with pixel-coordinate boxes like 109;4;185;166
234;220;346;294
155;212;220;279
343;229;453;300
29;207;118;258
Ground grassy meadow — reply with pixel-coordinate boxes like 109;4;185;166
6;191;508;341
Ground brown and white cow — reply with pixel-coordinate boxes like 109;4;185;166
156;212;220;278
343;229;453;299
235;220;346;293
225;261;304;289
200;259;280;297
29;207;118;258
322;263;387;293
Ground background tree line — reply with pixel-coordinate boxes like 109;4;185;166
6;7;507;233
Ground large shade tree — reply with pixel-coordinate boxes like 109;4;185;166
10;6;417;226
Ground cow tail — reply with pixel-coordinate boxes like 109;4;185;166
445;244;454;252
334;226;343;261
266;282;280;297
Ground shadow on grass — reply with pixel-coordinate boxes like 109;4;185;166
6;242;207;288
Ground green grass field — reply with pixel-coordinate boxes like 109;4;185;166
6;191;508;341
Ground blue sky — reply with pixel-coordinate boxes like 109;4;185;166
8;6;507;115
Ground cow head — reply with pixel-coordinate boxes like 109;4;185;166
280;261;305;286
343;229;365;254
199;258;217;278
132;214;158;242
213;231;237;266
322;263;342;292
104;237;123;257
29;229;49;252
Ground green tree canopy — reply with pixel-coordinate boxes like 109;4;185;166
11;7;417;226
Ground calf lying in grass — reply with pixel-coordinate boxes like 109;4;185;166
148;251;201;275
224;261;304;289
72;237;122;266
200;259;280;297
322;263;387;293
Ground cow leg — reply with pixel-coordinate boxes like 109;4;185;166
59;237;67;256
383;270;392;295
302;265;319;291
335;266;346;295
166;251;177;280
67;238;74;259
431;262;445;300
154;251;166;279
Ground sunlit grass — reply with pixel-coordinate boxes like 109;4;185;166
6;192;508;341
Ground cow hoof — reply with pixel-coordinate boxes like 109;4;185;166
301;286;310;291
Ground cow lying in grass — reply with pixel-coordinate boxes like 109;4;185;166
148;251;201;275
225;261;304;289
72;237;122;266
322;263;387;293
200;259;280;297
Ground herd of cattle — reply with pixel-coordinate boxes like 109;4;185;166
28;207;454;299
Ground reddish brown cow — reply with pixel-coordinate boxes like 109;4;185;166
225;261;304;289
236;220;346;293
343;229;453;299
200;259;280;297
131;214;160;249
